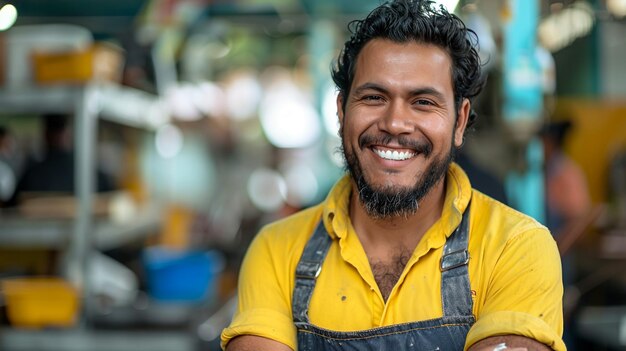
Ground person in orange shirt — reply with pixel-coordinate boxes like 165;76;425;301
542;120;591;244
541;119;591;350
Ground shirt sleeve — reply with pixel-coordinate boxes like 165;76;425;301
220;228;297;350
465;228;566;351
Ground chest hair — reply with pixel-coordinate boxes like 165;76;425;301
369;248;412;301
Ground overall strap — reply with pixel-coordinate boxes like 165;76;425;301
440;203;473;317
292;220;332;324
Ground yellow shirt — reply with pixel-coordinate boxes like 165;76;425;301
221;163;565;351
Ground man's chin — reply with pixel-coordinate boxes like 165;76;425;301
368;184;415;196
361;177;417;193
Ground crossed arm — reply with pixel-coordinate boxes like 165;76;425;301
468;335;552;351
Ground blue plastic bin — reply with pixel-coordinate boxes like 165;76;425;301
143;247;225;303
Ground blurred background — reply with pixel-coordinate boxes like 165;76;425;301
0;0;625;350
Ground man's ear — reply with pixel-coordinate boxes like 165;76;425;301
336;93;345;129
454;98;470;148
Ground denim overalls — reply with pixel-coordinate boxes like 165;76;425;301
292;206;474;350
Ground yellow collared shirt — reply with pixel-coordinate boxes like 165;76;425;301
221;163;565;351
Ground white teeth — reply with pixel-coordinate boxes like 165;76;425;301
374;148;415;161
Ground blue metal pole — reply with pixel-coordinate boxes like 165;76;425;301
502;0;546;224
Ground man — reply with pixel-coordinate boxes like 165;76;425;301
541;120;591;248
221;1;565;350
0;126;19;205
12;114;115;201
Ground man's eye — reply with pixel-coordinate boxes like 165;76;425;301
414;99;434;106
363;95;383;101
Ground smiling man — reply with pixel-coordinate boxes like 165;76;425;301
221;1;565;350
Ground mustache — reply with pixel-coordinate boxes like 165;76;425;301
358;133;432;157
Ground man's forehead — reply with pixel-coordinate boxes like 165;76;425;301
350;39;454;93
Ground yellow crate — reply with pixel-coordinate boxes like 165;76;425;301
32;48;93;84
32;43;123;85
1;277;80;329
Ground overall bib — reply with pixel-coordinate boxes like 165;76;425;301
292;206;474;350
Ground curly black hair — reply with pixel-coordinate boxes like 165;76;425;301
331;0;485;129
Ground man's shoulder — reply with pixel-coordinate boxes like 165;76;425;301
471;189;550;240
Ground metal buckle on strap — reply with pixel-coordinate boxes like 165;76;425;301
295;261;322;279
440;249;470;272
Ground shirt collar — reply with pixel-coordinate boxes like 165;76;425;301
440;162;472;238
322;174;352;239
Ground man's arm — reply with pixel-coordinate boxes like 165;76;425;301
468;334;552;351
220;225;301;349
226;335;293;351
464;226;566;350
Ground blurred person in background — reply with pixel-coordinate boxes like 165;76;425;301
0;126;21;206
0;126;23;173
10;113;115;203
541;119;591;250
541;119;591;350
222;1;564;350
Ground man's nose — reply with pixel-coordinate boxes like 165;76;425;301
378;100;415;135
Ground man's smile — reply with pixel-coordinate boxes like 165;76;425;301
372;147;416;161
359;133;433;164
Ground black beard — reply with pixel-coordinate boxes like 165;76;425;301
341;131;454;220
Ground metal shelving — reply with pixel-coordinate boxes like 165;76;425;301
0;84;165;128
0;81;166;301
0;204;163;250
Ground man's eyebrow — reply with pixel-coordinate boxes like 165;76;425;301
353;83;447;101
408;87;447;101
352;83;389;96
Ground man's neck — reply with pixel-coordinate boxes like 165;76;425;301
349;178;447;259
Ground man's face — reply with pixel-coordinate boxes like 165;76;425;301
338;39;470;219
